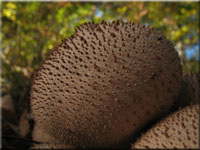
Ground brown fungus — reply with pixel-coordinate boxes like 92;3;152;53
172;72;200;109
131;104;199;149
31;21;182;148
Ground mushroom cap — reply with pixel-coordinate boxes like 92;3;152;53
131;104;199;149
31;21;182;147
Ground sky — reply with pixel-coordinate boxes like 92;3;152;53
185;44;199;61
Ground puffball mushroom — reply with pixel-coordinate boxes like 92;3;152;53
173;72;200;108
131;104;200;149
31;21;182;148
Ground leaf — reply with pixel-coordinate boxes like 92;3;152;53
19;110;30;137
1;94;15;113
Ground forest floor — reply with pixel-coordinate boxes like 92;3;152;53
1;94;38;149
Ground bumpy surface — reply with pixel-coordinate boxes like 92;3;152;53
132;105;199;149
32;125;72;149
32;123;57;144
31;21;182;147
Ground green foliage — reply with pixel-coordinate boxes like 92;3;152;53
1;2;199;109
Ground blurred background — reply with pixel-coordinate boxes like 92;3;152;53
1;2;199;149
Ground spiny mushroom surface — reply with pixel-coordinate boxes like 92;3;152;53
31;21;182;148
131;104;200;149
